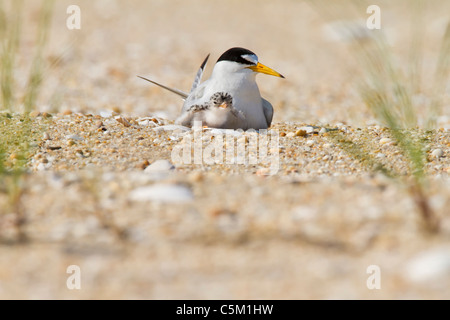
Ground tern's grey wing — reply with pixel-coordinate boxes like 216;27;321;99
262;98;274;127
189;54;210;93
138;76;188;99
181;79;211;113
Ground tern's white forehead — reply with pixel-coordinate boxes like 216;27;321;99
241;54;258;65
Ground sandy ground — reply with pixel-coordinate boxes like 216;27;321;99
0;0;450;299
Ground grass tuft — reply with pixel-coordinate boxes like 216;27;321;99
310;0;447;232
0;0;54;242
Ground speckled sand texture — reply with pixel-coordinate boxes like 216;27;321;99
0;0;449;299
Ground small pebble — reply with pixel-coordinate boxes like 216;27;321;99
295;130;307;137
43;132;51;140
431;149;444;159
144;159;175;172
319;127;329;134
404;248;450;283
138;120;149;126
29;111;41;118
129;184;193;203
298;126;315;133
138;160;150;170
306;140;315;147
100;110;113;118
286;132;295;138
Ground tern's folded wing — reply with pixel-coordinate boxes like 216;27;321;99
189;54;210;94
182;79;210;113
262;98;274;128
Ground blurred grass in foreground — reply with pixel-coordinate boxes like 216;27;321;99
0;0;54;242
309;0;450;232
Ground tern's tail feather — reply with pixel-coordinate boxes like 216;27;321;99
137;75;189;100
189;53;210;93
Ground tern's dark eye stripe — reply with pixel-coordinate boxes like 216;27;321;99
217;47;257;65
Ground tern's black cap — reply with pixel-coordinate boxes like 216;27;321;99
217;47;257;65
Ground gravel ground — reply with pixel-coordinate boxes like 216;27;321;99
0;0;449;299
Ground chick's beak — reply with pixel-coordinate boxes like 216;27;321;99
247;62;285;78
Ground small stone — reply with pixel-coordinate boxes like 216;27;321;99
286;132;295;138
66;140;76;146
280;132;286;137
298;126;315;133
62;110;72;116
138;160;150;170
319;128;329;134
29;111;41;118
112;106;121;114
306;140;315;147
100;110;113;118
404;248;450;283
295;130;307;137
376;153;386;159
431;149;444;159
138;119;157;127
144;160;175;172
95;120;104;128
129;184;193;203
42;132;51;140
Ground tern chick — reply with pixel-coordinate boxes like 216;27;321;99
177;92;246;129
